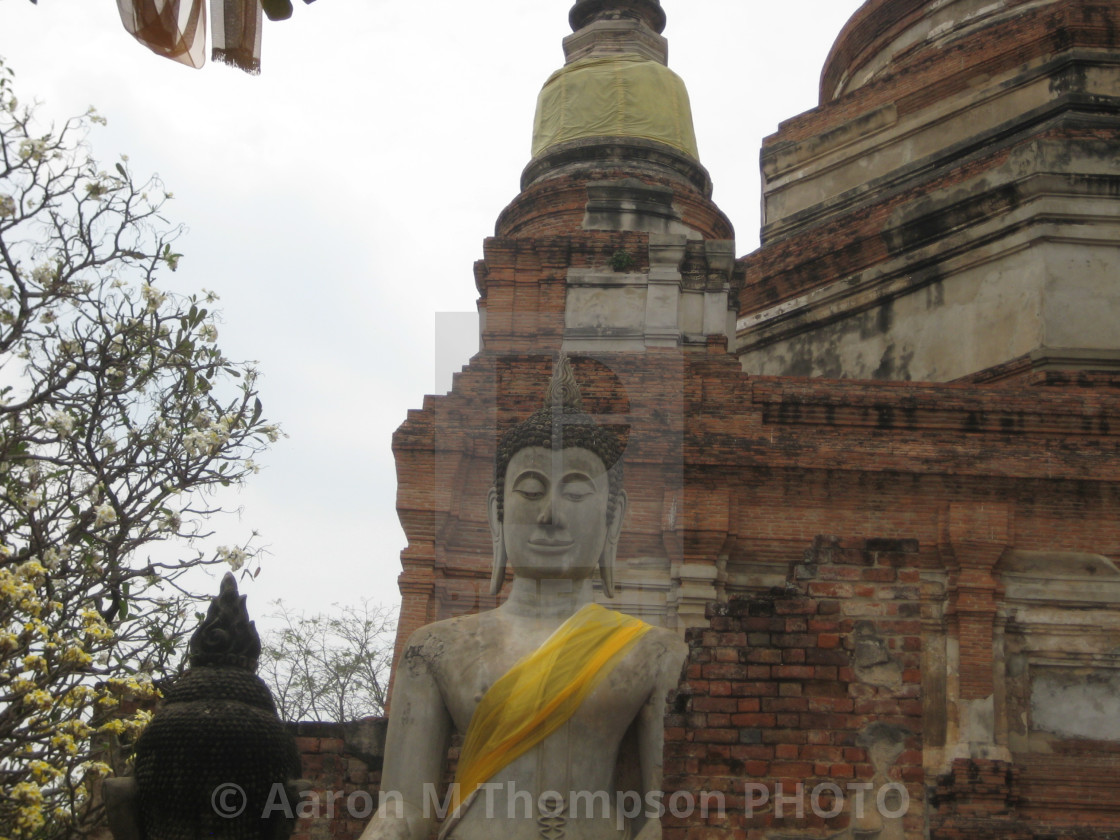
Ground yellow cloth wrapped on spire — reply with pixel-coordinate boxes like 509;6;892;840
531;54;700;160
451;604;652;814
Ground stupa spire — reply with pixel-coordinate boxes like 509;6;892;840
569;0;665;33
568;0;663;32
497;0;733;242
564;0;668;65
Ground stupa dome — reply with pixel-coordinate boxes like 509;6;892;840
531;54;698;160
498;0;729;240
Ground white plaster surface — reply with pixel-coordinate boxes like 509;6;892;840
1030;667;1120;742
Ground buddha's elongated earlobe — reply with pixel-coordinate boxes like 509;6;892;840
599;489;627;598
487;487;507;596
599;554;614;598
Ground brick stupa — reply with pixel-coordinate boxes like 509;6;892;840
380;2;1120;838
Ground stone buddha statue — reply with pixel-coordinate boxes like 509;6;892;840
362;357;687;840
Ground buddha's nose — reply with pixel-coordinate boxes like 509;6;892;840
537;494;562;525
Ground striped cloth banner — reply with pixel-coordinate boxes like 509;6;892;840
116;0;206;69
116;0;262;74
210;0;262;74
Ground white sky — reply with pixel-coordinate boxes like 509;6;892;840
0;0;865;624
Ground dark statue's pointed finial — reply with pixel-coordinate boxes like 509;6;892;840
187;572;261;670
569;0;666;35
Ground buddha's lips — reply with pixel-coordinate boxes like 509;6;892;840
528;539;575;552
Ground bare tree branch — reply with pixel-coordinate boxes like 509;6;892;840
258;600;396;723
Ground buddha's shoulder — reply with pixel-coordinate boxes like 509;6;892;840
399;611;500;661
632;621;688;665
636;621;687;648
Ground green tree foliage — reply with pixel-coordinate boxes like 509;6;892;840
259;600;395;723
0;59;280;839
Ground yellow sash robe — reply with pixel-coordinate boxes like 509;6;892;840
451;603;652;815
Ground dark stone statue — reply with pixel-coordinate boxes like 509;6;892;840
105;573;301;840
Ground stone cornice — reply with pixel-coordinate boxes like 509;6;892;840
738;166;1120;349
763;51;1120;240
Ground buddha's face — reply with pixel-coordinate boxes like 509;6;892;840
499;445;613;582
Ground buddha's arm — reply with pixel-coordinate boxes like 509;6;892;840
360;634;452;840
634;636;689;840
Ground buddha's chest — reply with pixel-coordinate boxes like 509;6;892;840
437;635;652;737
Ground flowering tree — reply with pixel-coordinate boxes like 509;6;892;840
258;600;395;722
0;59;280;839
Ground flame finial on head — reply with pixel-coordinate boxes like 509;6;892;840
545;354;584;414
187;573;261;670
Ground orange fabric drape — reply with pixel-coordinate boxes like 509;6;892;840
116;0;263;73
116;0;206;69
451;604;652;814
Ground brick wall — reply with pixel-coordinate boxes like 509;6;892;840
796;1;1120;141
740;0;1120;385
495;171;732;241
660;536;1120;840
288;721;385;840
391;345;1120;692
664;542;925;840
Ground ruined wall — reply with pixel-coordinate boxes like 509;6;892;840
288;721;385;840
664;537;1120;840
737;0;1120;383
664;546;925;840
395;342;1120;665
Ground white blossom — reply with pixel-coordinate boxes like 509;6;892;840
40;547;61;571
46;411;74;438
0;71;277;839
161;511;182;533
183;429;212;456
184;413;237;456
18;137;48;161
217;546;247;571
140;283;166;312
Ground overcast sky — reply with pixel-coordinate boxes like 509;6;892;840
0;0;865;623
